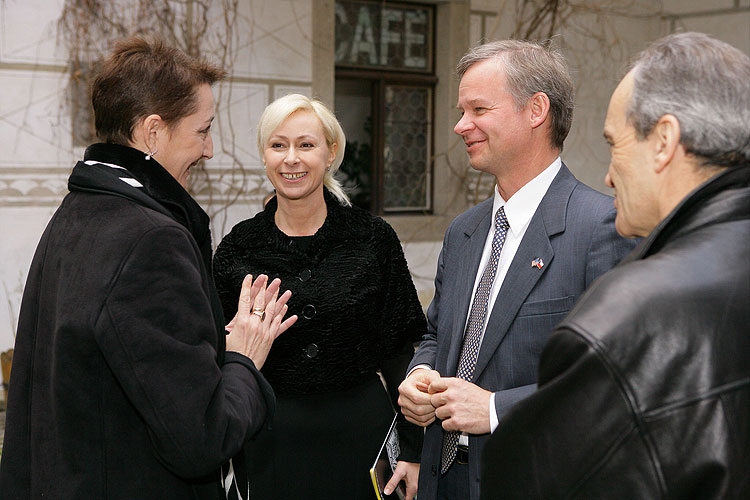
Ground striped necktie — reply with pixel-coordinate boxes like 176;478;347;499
441;206;510;474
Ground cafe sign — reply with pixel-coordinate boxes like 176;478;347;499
335;1;433;72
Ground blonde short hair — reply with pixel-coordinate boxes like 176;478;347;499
257;94;350;206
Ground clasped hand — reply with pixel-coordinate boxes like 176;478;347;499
397;369;492;435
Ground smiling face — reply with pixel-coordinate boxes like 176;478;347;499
454;58;531;176
156;83;215;188
263;110;336;204
603;71;659;238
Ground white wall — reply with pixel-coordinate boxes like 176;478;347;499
1;0;69;350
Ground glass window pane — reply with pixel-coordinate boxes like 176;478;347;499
383;85;431;211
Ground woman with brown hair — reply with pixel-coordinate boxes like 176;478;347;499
0;36;295;500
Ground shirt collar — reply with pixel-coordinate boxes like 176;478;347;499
492;157;562;236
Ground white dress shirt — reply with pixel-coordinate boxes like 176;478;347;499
472;157;561;438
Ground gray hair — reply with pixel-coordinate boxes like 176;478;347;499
456;39;575;150
257;94;350;206
628;32;750;168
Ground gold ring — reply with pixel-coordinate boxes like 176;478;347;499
251;310;265;319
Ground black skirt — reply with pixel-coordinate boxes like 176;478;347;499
246;375;395;499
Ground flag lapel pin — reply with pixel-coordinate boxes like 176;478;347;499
531;257;544;269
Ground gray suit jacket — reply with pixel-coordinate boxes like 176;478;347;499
408;164;637;500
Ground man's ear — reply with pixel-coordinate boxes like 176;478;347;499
529;92;551;129
651;114;681;173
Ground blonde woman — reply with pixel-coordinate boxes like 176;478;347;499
213;94;425;499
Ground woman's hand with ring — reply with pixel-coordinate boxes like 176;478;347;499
224;275;284;330
225;274;298;368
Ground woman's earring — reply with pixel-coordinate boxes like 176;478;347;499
145;149;157;161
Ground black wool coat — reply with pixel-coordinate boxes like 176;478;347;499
0;144;274;499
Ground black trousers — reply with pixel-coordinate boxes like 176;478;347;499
437;461;470;500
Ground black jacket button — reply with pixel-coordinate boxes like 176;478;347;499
302;304;316;319
304;343;319;358
298;268;312;281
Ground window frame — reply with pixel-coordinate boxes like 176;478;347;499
334;0;437;215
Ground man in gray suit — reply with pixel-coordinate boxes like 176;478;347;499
391;40;636;500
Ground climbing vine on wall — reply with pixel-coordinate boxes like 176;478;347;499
57;0;250;232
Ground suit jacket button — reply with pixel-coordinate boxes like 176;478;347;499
298;268;312;281
302;304;316;319
305;343;319;358
431;464;437;476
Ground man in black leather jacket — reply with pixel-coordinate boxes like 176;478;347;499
480;32;750;500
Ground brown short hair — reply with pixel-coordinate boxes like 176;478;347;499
92;36;227;145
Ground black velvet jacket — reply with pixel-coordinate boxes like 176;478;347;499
0;143;273;499
213;190;427;460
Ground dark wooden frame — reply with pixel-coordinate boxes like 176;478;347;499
335;1;437;215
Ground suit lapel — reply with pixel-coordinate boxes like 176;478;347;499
473;164;577;381
438;199;493;376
